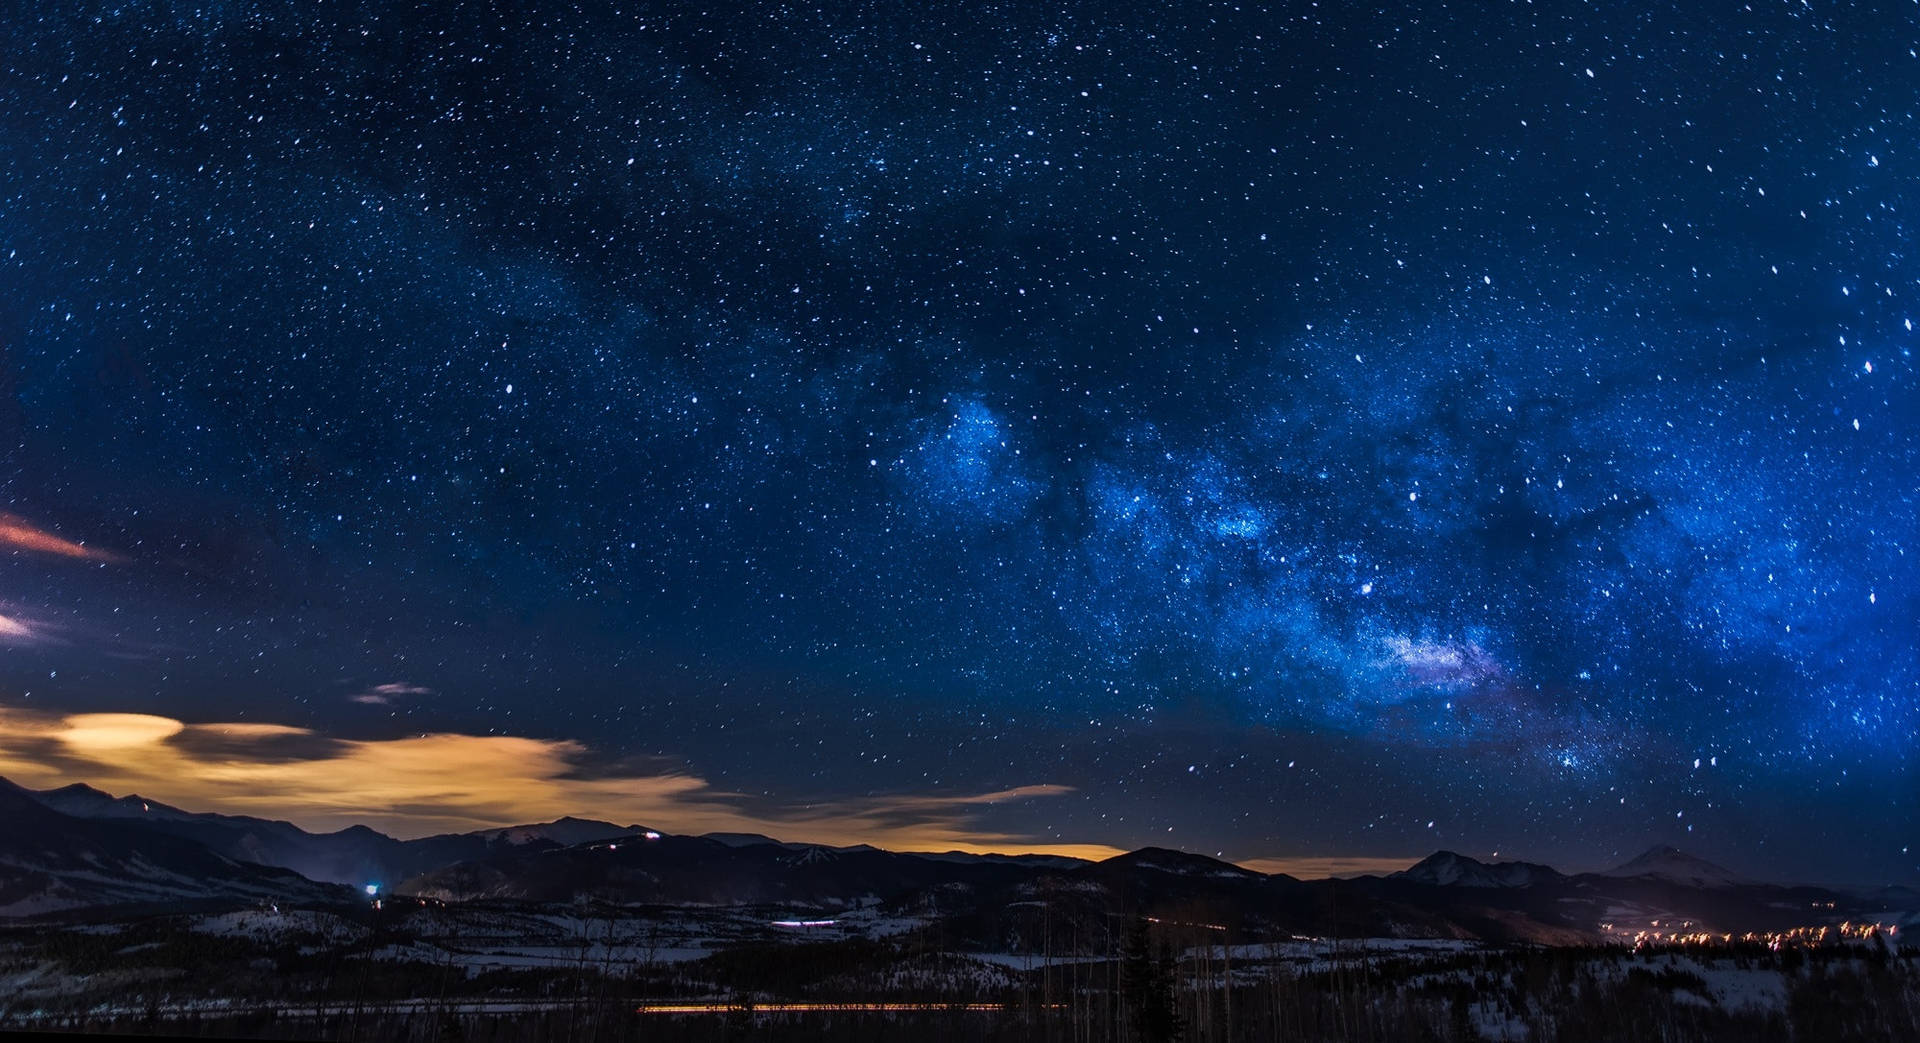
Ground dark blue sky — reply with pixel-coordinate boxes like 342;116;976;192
0;1;1914;881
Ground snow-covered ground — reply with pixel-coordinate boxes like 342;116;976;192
190;907;361;944
1596;953;1790;1013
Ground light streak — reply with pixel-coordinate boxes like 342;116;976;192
1145;916;1228;932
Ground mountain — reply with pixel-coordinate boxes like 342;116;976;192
702;832;807;850
400;832;1053;906
13;776;1915;944
32;781;187;819
912;850;1087;869
1600;845;1753;888
397;833;1482;944
1098;847;1265;880
388;825;1917;946
26;781;657;888
472;817;645;847
0;780;349;916
1394;851;1562;889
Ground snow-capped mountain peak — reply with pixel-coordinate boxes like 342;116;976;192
1599;845;1753;888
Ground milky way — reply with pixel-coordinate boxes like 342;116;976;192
0;2;1914;881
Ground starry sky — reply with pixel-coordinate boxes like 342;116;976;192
0;1;1914;883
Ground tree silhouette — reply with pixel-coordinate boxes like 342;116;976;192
1121;917;1184;1043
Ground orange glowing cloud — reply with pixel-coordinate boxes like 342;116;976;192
0;514;119;562
0;706;1122;859
56;712;186;751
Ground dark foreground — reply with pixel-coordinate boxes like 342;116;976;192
1;910;1914;1042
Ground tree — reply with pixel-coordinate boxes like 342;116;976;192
1121;917;1183;1043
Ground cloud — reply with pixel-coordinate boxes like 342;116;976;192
349;683;434;706
0;612;54;646
872;784;1079;808
56;712;185;751
0;514;118;562
0;705;1120;858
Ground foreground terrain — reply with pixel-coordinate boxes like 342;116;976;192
1;777;1915;1040
0;904;1912;1041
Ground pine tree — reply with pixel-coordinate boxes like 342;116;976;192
1121;917;1184;1043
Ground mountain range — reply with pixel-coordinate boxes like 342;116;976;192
27;779;646;890
0;779;347;916
3;776;1914;945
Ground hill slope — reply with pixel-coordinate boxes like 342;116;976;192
30;781;645;887
0;780;350;916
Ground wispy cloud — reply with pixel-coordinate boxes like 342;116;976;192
0;706;1121;858
0;614;42;644
349;683;434;705
0;514;119;562
0;609;60;647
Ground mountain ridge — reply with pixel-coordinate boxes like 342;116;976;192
0;778;351;916
26;779;650;887
8;775;1913;945
1600;844;1755;888
1393;850;1563;889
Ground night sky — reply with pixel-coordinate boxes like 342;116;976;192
1;1;1915;883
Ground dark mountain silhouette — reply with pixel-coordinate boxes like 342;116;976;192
1393;850;1563;889
1600;844;1754;887
396;830;1917;945
0;779;349;916
8;776;1915;943
29;780;647;888
400;832;1055;906
469;816;641;846
702;832;806;850
1097;846;1264;880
